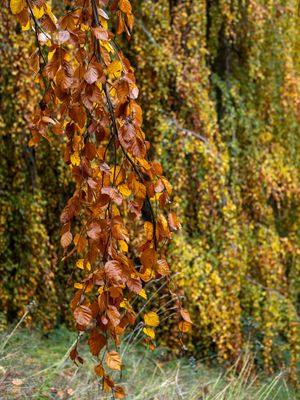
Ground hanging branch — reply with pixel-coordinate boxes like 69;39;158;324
10;0;191;395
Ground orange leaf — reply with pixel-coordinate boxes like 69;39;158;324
115;386;126;399
178;321;192;333
106;351;122;370
119;0;132;14
144;221;153;241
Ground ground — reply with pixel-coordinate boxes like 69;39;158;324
0;326;298;399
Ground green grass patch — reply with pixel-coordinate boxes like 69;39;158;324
0;325;298;399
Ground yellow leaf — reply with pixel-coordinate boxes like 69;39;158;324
120;298;130;309
110;87;117;97
70;152;80;166
100;18;108;30
33;6;44;19
118;184;131;197
76;259;91;271
98;286;104;294
110;165;125;185
22;20;31;31
119;240;128;252
138;289;147;299
74;282;83;289
45;3;57;24
161;176;172;195
144;222;153;241
107;60;123;78
101;41;113;53
48;49;56;61
138;268;155;283
144;311;160;327
143;327;155;339
10;0;26;14
136;157;151;170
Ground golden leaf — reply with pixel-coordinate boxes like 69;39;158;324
107;60;123;78
70;152;80;166
143;327;155;339
144;311;160;327
144;221;153;241
76;259;91;271
138;289;147;299
74;282;83;289
118;184;131;197
119;0;132;14
10;0;26;15
33;6;44;19
119;240;128;252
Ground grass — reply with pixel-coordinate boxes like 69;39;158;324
0;323;299;399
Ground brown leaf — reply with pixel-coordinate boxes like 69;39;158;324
93;26;108;41
88;328;106;356
107;305;121;327
61;231;73;248
58;30;70;43
69;348;77;361
74;305;93;327
56;66;73;91
40;13;57;32
101;187;122;205
69;105;86;128
105;260;124;284
168;211;180;230
127;277;142;293
87;221;102;240
99;162;112;175
180;308;192;324
94;363;105;377
45;56;60;80
140;248;157;269
84;64;99;85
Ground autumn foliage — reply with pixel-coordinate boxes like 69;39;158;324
7;0;190;395
2;0;300;391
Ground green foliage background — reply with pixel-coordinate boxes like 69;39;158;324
1;0;300;378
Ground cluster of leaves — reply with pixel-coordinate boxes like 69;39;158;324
10;0;190;395
128;0;300;381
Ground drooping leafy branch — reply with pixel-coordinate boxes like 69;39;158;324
10;0;190;395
